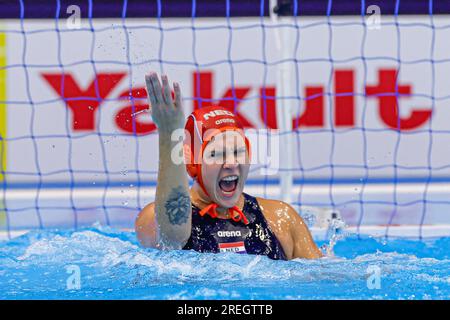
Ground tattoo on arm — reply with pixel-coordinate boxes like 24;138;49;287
164;186;191;225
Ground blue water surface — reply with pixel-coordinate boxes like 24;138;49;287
0;225;449;300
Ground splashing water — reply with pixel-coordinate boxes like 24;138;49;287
323;217;349;257
131;108;150;117
0;226;449;299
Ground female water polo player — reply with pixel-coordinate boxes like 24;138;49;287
135;73;322;260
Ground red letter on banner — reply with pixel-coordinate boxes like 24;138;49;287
294;86;324;128
115;87;157;135
334;70;355;126
259;87;277;129
259;86;324;129
42;72;126;131
365;69;432;130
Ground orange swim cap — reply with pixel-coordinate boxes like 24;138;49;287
183;105;251;197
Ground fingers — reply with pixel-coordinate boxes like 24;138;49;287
173;82;182;109
161;74;174;108
145;74;157;108
146;72;164;106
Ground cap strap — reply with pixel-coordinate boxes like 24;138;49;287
198;203;249;225
199;203;218;218
229;206;249;225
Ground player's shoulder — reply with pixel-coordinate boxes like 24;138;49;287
136;201;155;225
255;196;296;211
254;196;299;220
143;201;156;213
254;195;310;243
135;202;158;248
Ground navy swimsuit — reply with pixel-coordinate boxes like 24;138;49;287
183;192;287;260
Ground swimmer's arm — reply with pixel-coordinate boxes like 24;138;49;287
288;206;323;259
135;73;191;249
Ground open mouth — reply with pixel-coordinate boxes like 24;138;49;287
218;175;239;195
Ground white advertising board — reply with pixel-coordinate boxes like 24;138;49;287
1;16;449;186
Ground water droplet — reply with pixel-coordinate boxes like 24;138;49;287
131;109;149;117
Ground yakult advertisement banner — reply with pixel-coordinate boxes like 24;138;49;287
1;16;450;186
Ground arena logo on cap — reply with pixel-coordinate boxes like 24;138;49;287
215;118;235;125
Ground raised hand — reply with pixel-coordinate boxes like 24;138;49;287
145;72;185;134
137;73;192;250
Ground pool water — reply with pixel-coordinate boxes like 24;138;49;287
0;225;449;300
